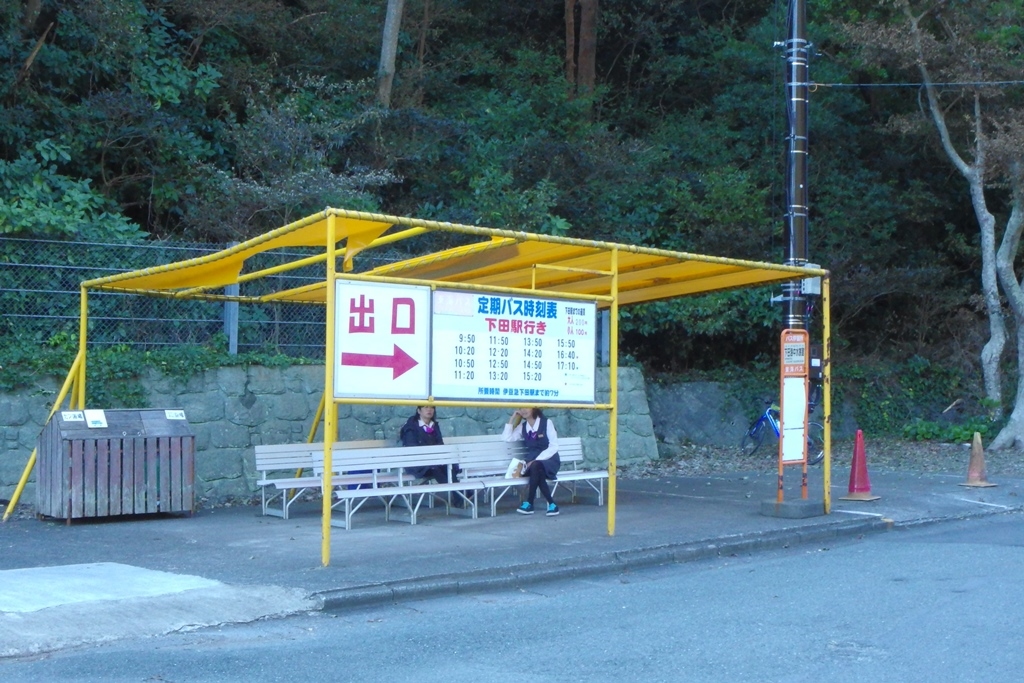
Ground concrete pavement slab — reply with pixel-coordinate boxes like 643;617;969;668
0;563;219;613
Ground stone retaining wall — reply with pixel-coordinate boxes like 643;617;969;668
0;366;657;506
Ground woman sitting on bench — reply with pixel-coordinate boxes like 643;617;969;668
400;406;459;484
503;407;561;516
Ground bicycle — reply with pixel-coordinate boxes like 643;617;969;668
740;397;825;465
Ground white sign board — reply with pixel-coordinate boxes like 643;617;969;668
779;329;810;464
430;290;596;403
780;377;807;462
334;281;431;399
83;409;108;429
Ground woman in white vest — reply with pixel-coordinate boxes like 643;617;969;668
502;407;561;516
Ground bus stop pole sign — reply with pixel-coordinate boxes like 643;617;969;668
778;328;810;501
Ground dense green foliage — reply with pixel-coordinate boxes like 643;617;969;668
2;0;1013;430
0;331;319;408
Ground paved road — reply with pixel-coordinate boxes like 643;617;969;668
2;469;1022;661
2;512;1021;681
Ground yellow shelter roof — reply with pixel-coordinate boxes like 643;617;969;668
83;209;826;306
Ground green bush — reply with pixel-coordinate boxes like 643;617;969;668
0;333;318;409
902;416;996;443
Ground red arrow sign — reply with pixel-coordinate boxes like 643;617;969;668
341;344;419;379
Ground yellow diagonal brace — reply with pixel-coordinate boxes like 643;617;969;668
3;351;84;522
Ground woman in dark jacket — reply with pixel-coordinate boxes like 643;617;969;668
399;406;458;483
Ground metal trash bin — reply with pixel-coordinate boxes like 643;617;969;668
36;408;195;521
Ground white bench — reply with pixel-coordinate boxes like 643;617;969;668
254;439;393;519
331;444;483;528
255;434;607;523
454;435;608;516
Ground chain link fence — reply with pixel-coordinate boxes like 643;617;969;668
0;236;410;358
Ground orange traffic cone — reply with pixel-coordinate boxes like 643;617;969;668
959;432;997;488
840;429;880;501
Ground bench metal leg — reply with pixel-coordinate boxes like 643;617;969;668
263;487;308;519
549;479;576;504
282;487;311;520
576;478;605;506
449;490;477;519
489;484;525;516
389;493;420;524
550;478;605;506
328;498;352;529
261;487;279;517
260;487;289;518
332;494;394;529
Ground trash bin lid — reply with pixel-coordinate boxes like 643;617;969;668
52;409;193;439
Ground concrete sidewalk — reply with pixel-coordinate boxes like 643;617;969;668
2;469;1022;658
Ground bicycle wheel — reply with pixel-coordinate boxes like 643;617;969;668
806;422;825;465
740;420;767;456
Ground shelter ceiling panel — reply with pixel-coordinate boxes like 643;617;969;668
86;214;399;292
368;237;518;280
256;216;392;250
263;282;327;303
612;268;805;306
376;240;606;288
97;255;247;291
461;251;676;290
527;260;737;298
81;208;824;307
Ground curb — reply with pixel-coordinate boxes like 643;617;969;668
314;517;891;611
887;504;1024;531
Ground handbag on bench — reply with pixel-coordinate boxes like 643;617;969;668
504;458;526;479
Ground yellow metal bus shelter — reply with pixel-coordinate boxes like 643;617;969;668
4;209;832;566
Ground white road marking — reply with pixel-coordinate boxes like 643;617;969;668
832;509;886;518
951;497;1011;510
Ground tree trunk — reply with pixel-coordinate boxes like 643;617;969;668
377;0;406;108
417;0;430;67
23;0;41;30
903;2;1005;414
991;312;1024;450
991;194;1024;449
972;175;1007;417
577;0;597;95
564;0;576;87
413;0;431;106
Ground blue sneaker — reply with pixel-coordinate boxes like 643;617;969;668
517;502;534;515
546;503;559;516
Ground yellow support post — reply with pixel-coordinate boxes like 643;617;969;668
76;287;88;408
321;214;338;566
822;275;832;513
2;351;84;522
307;392;326;444
607;248;619;536
3;450;37;522
282;392;327;503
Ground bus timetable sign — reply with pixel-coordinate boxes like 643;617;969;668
333;283;597;403
779;328;810;464
783;333;807;375
430;290;596;403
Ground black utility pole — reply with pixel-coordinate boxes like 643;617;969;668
783;0;809;329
